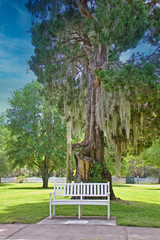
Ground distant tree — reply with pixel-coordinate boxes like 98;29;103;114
6;81;66;188
127;156;158;178
0;116;10;183
142;140;160;182
142;141;160;168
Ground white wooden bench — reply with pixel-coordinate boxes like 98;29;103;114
49;182;110;220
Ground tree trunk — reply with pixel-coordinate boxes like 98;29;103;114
66;119;72;182
41;158;49;188
73;45;116;200
42;169;49;188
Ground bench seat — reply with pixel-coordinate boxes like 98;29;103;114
49;182;110;220
51;199;109;205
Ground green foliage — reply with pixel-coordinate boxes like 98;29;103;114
95;0;149;52
118;158;130;177
96;64;158;101
6;81;67;186
148;6;160;45
122;155;160;178
142;140;160;168
26;0;155;112
0;116;10;176
28;16;88;111
89;162;103;183
105;150;129;177
16;176;28;183
96;63;160;157
6;168;40;178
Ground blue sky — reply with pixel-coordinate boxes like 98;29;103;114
0;0;36;114
0;0;157;114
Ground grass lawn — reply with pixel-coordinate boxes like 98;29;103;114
0;183;160;227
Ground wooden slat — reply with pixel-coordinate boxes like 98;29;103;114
67;184;69;195
77;184;79;195
97;184;99;195
101;184;103;195
94;184;96;195
74;184;76;195
56;184;59;195
63;184;65;195
87;184;89;195
54;182;109;197
105;184;107;195
71;184;73;195
60;184;62;195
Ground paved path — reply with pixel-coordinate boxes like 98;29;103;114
1;223;160;240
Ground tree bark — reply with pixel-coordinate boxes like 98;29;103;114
41;157;49;188
41;168;49;188
66;119;72;182
73;45;116;200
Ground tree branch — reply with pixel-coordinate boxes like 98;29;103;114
75;0;93;19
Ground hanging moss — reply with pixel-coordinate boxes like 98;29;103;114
63;95;86;138
95;63;159;174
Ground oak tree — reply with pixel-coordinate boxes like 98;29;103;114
26;0;160;199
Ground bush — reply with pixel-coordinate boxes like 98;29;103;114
89;163;103;182
16;176;27;183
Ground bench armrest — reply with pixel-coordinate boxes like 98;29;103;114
49;191;55;201
49;191;55;196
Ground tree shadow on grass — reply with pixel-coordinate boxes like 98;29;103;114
146;188;160;190
7;186;54;190
0;202;78;224
0;183;15;187
113;184;134;188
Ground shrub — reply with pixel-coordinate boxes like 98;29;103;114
89;163;103;183
16;176;27;183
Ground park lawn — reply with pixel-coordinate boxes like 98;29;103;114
0;183;160;227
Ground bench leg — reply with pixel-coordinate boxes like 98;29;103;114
78;205;82;219
49;202;52;219
108;197;110;220
53;205;55;217
107;205;110;220
49;204;55;219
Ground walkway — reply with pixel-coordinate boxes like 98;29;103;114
0;217;160;240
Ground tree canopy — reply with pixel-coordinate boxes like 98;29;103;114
0;116;10;181
6;81;66;188
142;140;160;168
26;0;160;197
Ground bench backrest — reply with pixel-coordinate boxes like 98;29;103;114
54;182;110;198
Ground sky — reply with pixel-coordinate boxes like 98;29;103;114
0;0;36;114
0;0;157;115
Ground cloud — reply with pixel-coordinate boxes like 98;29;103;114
0;0;36;114
0;32;34;74
0;33;36;114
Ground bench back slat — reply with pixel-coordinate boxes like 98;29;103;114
53;182;110;197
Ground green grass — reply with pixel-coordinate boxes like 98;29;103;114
0;183;160;227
